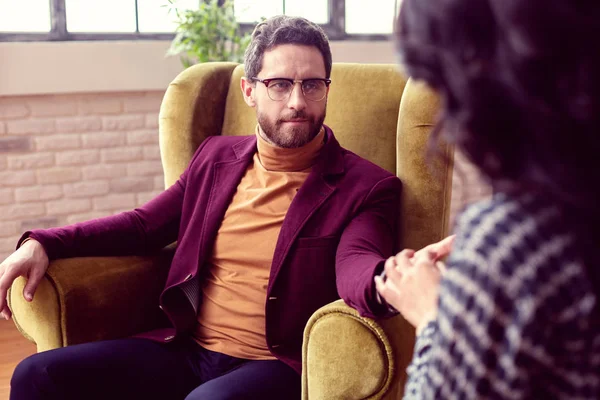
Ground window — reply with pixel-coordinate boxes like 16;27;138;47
234;0;328;24
345;0;396;34
0;0;401;41
234;0;284;23
283;0;328;24
0;0;51;32
138;0;199;33
65;0;137;33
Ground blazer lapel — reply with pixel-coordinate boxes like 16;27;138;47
198;136;256;261
268;127;345;291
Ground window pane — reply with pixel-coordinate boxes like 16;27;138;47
234;0;282;23
285;0;328;24
345;0;396;34
0;0;51;32
138;0;199;33
66;0;136;33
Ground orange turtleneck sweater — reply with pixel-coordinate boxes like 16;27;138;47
192;127;325;359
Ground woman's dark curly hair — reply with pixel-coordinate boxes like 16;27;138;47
396;0;600;220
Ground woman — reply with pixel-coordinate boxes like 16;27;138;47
375;0;600;398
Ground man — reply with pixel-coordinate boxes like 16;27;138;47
1;16;400;400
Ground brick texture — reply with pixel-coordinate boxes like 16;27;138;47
0;221;19;238
35;135;81;151
8;153;55;170
15;185;63;203
81;132;127;149
0;101;29;119
0;91;165;261
109;177;155;193
20;216;61;232
55;150;101;166
7;119;55;135
64;181;110;198
127;130;159;145
93;193;136;212
101;147;143;163
37;168;82;184
28;97;77;117
78;96;122;115
0;188;14;205
145;114;159;129
137;191;163;205
0;137;31;153
0;237;18;254
103;115;145;131
56;116;102;133
47;198;92;216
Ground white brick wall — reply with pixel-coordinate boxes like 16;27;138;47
0;90;491;262
0;92;164;260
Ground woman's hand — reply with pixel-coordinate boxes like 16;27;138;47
375;235;454;334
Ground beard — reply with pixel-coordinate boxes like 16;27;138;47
257;109;326;149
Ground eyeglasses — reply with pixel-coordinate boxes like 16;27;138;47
253;77;332;102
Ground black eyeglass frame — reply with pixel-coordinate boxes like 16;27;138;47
252;77;332;101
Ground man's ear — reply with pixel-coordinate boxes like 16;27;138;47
241;77;256;107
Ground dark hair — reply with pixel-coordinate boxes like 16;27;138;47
396;0;600;219
244;15;332;81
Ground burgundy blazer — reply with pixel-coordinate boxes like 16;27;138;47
23;127;402;374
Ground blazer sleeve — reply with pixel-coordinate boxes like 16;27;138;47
18;137;214;260
335;174;402;319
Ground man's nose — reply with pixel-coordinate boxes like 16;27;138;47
286;82;307;110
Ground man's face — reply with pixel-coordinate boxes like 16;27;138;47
241;44;329;149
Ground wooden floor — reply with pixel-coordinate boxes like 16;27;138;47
0;319;36;400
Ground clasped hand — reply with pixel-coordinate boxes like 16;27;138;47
375;235;455;334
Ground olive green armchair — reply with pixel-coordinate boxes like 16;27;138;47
9;62;452;399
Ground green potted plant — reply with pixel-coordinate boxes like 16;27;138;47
166;0;252;68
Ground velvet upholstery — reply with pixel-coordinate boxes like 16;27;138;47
9;249;174;351
9;62;450;399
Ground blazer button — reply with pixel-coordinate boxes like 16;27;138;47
159;305;164;310
164;335;175;342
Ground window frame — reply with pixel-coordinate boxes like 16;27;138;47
0;0;396;42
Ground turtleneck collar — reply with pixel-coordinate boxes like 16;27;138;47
255;125;325;172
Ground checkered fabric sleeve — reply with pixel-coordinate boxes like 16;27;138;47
403;193;600;399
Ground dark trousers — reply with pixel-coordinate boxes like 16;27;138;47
10;337;300;400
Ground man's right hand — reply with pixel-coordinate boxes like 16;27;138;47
0;239;49;320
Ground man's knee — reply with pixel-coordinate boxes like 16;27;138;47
185;383;263;400
12;354;42;383
10;353;49;398
184;386;236;400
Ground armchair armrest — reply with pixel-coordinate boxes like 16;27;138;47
8;249;173;352
302;300;416;400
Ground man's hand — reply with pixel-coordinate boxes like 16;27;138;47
375;235;455;333
0;239;49;320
